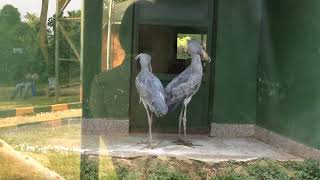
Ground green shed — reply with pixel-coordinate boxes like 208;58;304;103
82;0;320;150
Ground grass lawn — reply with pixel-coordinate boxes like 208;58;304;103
0;109;81;128
0;86;80;109
0;123;81;146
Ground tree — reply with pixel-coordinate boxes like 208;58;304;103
24;13;40;32
0;4;20;25
39;0;49;66
24;13;41;59
0;5;44;84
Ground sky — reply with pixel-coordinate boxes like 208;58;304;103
0;0;81;20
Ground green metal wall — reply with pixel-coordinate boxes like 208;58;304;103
212;0;262;124
82;0;104;117
88;3;133;119
257;0;320;149
81;0;320;149
86;0;264;125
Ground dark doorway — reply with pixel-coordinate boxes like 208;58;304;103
129;0;214;133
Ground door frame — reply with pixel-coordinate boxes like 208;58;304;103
129;0;218;132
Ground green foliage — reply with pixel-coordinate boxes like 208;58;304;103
285;160;320;180
47;11;81;83
246;160;291;180
116;166;129;180
177;36;191;59
148;164;190;180
212;174;248;180
80;156;99;180
0;4;43;84
177;34;207;60
115;166;140;180
0;4;21;25
0;4;81;84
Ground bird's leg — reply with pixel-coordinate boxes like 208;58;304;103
181;99;196;147
178;105;184;139
183;103;188;143
144;105;152;146
148;110;153;145
138;102;152;147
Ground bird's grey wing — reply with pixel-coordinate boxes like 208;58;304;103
165;69;201;111
136;75;151;102
136;74;165;102
165;68;191;94
166;77;201;111
136;73;167;116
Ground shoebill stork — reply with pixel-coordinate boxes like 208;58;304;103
165;40;211;145
134;53;168;147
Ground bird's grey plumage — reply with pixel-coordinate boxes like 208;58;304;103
136;69;168;117
135;53;168;147
165;39;211;145
165;40;206;111
165;55;202;111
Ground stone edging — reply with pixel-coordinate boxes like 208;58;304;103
210;123;320;161
81;118;129;135
0;102;82;118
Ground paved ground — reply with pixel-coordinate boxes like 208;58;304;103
0;117;301;163
48;133;301;163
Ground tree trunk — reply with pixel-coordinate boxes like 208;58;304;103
39;0;49;65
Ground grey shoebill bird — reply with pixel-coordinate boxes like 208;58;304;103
134;53;168;147
165;40;211;145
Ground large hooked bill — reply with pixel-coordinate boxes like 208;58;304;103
201;49;212;66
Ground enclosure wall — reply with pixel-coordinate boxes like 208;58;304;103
212;0;262;124
81;0;103;117
257;0;320;149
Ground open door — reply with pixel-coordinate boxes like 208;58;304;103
129;0;213;133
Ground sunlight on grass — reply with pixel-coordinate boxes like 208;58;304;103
0;124;81;147
99;138;118;179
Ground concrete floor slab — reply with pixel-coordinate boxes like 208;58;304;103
48;133;301;163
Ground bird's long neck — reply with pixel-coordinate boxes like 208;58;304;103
190;54;203;71
140;65;150;72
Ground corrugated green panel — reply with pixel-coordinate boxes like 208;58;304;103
257;0;320;149
213;0;262;124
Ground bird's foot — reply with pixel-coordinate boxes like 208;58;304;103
173;138;202;148
138;139;160;149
